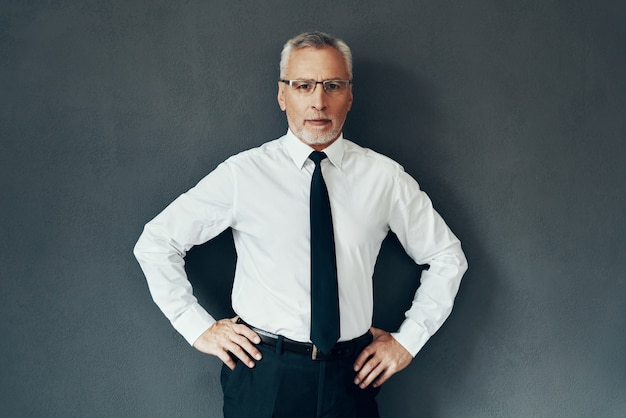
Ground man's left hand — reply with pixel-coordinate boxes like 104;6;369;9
353;327;413;389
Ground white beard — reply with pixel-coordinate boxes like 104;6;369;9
289;114;346;147
297;129;340;146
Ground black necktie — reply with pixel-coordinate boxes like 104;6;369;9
309;151;340;355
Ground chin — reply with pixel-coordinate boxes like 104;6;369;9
299;131;340;146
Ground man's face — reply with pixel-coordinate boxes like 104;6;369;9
278;46;353;150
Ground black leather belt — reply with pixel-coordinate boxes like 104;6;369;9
238;319;371;361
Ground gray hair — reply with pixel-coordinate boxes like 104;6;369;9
279;31;353;80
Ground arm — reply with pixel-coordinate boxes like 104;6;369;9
133;162;262;368
354;169;468;388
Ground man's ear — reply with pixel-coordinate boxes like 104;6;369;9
277;82;286;111
346;89;353;112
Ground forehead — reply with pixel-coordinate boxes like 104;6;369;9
285;46;349;79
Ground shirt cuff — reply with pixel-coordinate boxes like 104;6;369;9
391;319;430;357
170;303;216;345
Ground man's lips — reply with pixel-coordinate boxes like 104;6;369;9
305;119;331;127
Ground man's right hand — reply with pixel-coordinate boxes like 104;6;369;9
192;316;262;370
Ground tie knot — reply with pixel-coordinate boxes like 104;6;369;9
309;151;327;166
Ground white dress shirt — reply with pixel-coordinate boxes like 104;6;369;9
134;130;467;356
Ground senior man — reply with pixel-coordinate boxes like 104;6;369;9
134;31;467;418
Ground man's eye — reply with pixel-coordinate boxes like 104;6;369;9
295;82;312;90
325;82;340;90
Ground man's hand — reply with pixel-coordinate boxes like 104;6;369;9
192;316;262;370
353;327;413;389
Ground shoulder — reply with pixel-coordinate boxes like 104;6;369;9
342;138;423;196
223;137;286;167
342;138;405;174
228;137;283;160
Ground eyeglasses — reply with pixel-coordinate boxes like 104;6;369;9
279;79;352;95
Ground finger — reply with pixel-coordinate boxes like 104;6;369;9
234;323;262;345
353;345;375;371
359;362;386;389
371;367;394;388
354;356;380;386
369;326;384;339
230;332;262;361
224;341;255;368
215;349;237;370
224;329;264;367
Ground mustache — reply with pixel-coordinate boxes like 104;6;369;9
306;113;331;120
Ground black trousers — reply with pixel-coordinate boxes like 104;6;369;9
220;335;380;418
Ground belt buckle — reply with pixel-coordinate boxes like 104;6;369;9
311;344;319;360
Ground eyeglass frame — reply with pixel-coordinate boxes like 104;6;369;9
279;79;352;95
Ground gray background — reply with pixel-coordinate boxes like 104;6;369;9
1;0;625;417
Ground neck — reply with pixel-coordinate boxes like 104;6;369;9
309;142;332;151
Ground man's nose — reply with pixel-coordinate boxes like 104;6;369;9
310;84;328;110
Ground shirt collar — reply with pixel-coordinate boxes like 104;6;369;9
284;129;345;170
